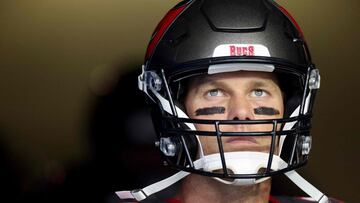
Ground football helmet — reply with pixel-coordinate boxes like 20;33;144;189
117;0;328;202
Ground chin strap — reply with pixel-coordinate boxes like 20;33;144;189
115;154;329;203
284;170;329;203
115;170;188;201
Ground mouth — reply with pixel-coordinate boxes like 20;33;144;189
223;136;271;152
226;136;259;145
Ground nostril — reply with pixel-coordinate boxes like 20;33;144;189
233;116;251;120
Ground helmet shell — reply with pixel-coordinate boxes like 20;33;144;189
146;0;311;76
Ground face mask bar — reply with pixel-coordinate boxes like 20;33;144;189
139;56;320;180
160;69;196;169
159;114;311;179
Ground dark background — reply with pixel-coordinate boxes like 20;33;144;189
0;0;359;202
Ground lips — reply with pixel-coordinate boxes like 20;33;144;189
225;136;259;144
222;136;271;152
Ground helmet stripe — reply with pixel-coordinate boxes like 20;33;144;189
145;4;187;61
277;5;305;39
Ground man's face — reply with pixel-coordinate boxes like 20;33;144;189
184;71;284;156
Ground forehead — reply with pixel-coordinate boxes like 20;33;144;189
187;71;280;87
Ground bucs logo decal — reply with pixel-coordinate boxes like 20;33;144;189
212;44;271;57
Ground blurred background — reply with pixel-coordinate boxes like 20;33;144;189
0;0;358;202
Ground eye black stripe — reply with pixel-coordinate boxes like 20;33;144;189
195;106;225;116
254;107;280;115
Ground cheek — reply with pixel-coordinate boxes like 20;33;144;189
184;99;193;117
184;94;204;118
276;101;285;118
198;135;218;155
194;123;215;131
194;123;221;155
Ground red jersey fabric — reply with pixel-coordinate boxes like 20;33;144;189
164;196;282;203
164;196;281;203
164;196;344;203
164;198;181;203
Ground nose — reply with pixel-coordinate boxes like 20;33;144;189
220;97;254;132
227;97;254;121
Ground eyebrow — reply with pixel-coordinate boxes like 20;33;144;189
251;80;278;90
187;73;281;97
189;76;231;94
194;77;278;90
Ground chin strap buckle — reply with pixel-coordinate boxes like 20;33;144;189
131;189;148;201
115;189;147;202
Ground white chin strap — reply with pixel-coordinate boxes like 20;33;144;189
202;152;285;186
115;151;329;203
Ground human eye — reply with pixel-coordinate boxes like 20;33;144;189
250;89;268;97
206;89;224;97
